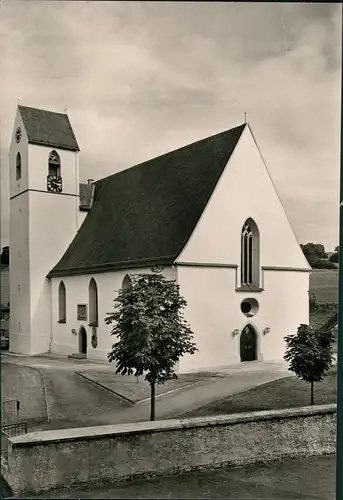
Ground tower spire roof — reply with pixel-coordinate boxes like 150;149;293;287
18;105;79;151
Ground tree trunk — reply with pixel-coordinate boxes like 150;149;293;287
150;380;156;421
310;380;314;405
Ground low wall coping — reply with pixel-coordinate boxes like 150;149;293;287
9;404;337;448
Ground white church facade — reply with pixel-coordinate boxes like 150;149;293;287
8;105;310;372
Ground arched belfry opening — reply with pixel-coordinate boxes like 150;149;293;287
240;218;260;287
88;278;99;327
48;150;61;176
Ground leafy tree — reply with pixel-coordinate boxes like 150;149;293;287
329;252;339;263
311;258;337;269
284;324;335;405
301;244;316;263
0;246;9;265
105;267;197;421
301;243;327;260
314;243;328;259
335;246;339;253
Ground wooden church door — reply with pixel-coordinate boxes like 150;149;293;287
240;325;257;362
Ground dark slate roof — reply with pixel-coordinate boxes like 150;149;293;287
48;124;246;277
79;183;94;211
18;106;80;151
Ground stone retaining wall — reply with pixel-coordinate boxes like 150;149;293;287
1;404;337;495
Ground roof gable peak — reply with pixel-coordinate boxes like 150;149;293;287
98;123;247;186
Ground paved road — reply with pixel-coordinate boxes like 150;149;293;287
2;353;292;430
20;455;336;499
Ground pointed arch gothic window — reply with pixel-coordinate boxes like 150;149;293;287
240;218;260;287
58;281;66;323
16;152;22;180
89;278;99;327
48;150;61;176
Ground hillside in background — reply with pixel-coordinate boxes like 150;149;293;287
309;269;339;304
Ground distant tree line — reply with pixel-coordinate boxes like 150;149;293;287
329;246;339;263
300;242;338;269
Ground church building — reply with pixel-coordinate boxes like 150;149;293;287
8;105;310;372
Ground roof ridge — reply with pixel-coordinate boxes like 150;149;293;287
18;104;68;117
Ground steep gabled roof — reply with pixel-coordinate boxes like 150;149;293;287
48;124;246;277
18;105;80;151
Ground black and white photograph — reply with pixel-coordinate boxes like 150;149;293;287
0;1;341;498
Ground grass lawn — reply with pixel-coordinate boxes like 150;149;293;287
309;269;338;304
182;367;337;418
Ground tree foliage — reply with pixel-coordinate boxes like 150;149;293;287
311;258;337;269
301;242;337;268
105;267;197;419
329;252;339;263
284;324;335;405
301;242;327;260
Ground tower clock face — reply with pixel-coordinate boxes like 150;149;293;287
15;127;22;143
47;175;62;193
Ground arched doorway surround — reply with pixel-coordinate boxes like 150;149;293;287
240;324;258;362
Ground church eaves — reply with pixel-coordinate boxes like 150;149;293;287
18;105;80;152
48;123;246;278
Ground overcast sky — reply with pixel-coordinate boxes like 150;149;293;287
0;1;341;250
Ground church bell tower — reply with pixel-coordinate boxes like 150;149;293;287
8;105;80;355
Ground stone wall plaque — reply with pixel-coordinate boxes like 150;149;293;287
77;304;87;321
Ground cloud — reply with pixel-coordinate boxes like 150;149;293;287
0;1;341;250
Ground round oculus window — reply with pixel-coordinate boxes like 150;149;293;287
241;302;252;314
240;298;259;317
